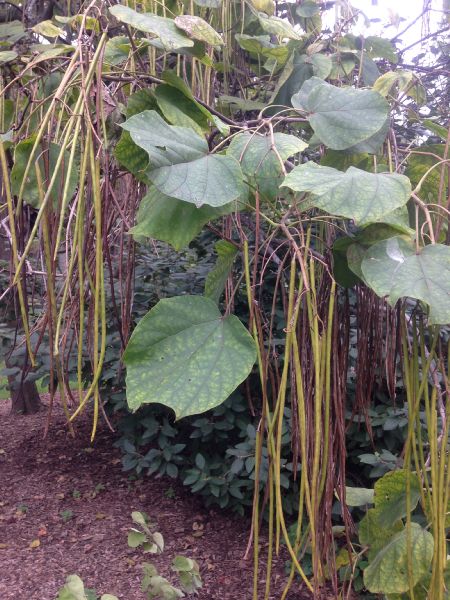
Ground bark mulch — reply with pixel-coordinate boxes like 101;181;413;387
0;397;314;600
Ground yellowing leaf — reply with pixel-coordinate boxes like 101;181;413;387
29;539;40;549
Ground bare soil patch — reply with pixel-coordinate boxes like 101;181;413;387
0;397;312;599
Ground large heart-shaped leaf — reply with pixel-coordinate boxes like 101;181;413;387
123;296;256;419
121;110;207;167
282;163;411;225
109;5;193;50
130;187;237;250
292;77;389;150
228;132;307;200
122;111;245;207
154;85;208;135
362;241;450;324
363;523;434;594
258;13;302;40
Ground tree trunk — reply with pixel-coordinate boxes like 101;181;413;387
8;376;41;415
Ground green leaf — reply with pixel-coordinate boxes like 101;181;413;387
128;530;147;548
193;0;221;6
121;110;207;168
235;34;289;63
0;21;26;45
364;36;397;63
122;112;243;205
11;137;78;209
204;241;238;304
362;241;450;324
131;187;237;250
123;296;256;419
309;53;332;79
345;486;374;506
109;5;193;50
150;154;246;207
174;15;223;46
57;575;88;600
292;77;389;150
154;85;208;135
374;470;421;527
406;144;448;205
363;524;434;594
104;36;134;66
258;13;302;40
101;595;119;600
332;237;361;288
282;163;411;225
296;1;320;17
0;51;18;64
172;555;195;571
32;20;64;38
161;71;229;135
228;131;307;201
359;508;404;559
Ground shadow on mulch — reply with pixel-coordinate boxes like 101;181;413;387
0;397;314;600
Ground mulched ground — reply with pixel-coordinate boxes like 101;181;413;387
0;397;314;600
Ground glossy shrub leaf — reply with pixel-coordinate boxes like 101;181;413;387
109;5;193;50
123;296;256;419
11;137;78;208
204;241;238;304
292;77;389;150
228;132;307;200
282;163;411;225
130;187;237;250
174;15;223;46
362;241;450;324
373;470;421;528
363;523;434;594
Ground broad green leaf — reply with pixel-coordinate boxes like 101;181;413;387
204;241;238;304
332;237;361;288
103;36;132;66
150;154;246;207
269;52;313;109
0;21;25;45
360;236;416;297
114;91;158;180
345;486;374;506
309;53;332;79
0;51;17;64
228;131;307;200
347;243;366;281
121;110;207;168
364;36;397;62
362;241;450;324
57;575;87;600
235;34;289;63
32;20;64;38
363;523;434;594
161;71;229;135
172;556;195;571
374;70;413;97
218;95;266;112
292;77;389;150
174;15;223;46
130;187;237;250
373;470;421;527
423;119;448;141
154;84;208;135
406;144;448;205
346;117;389;154
123;296;256;419
282;163;411;225
359;508;404;560
258;13;302;40
109;5;193;50
128;530;146;548
11;137;78;209
123;111;245;207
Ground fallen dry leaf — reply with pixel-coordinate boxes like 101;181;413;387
29;539;40;549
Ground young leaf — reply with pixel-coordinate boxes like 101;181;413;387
204;240;238;304
123;296;256;418
282;163;411;225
